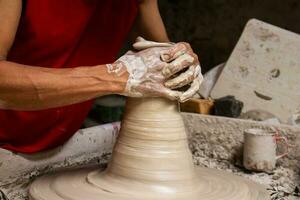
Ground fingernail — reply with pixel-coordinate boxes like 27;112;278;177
162;67;171;77
161;54;170;61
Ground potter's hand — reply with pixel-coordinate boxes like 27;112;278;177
134;37;203;102
107;37;203;102
107;42;181;100
158;39;203;102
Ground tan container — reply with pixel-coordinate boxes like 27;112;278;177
180;98;214;114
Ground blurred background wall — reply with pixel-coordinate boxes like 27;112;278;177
85;0;300;126
158;0;300;72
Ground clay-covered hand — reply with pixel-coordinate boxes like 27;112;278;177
107;37;203;102
158;39;203;102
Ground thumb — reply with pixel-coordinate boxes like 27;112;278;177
133;36;173;51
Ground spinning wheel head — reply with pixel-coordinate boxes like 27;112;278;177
29;98;270;200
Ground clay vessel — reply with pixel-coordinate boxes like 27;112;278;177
29;98;270;200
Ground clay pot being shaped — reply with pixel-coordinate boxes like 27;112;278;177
29;98;270;200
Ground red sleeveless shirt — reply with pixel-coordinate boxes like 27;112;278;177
0;0;138;153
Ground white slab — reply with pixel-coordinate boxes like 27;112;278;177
211;19;300;122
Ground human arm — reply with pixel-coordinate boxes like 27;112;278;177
0;63;127;110
0;0;127;111
0;0;200;111
131;0;170;42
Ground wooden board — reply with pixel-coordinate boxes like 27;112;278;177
211;19;300;122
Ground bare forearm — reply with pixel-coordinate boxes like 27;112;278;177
133;0;169;42
0;61;127;110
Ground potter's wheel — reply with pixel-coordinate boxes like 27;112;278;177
29;167;268;200
29;98;270;200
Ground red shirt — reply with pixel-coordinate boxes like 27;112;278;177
0;0;138;153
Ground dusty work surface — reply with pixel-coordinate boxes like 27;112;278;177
0;124;118;200
211;19;300;123
182;113;300;200
1;114;300;199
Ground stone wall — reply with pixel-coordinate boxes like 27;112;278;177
158;0;300;72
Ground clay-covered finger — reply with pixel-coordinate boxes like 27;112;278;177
164;65;195;89
165;64;201;89
134;83;181;101
193;64;202;79
146;84;182;100
162;54;195;78
160;42;190;62
148;86;182;101
161;87;182;101
179;74;203;102
133;36;173;51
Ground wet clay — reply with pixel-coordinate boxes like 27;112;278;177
29;98;270;200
